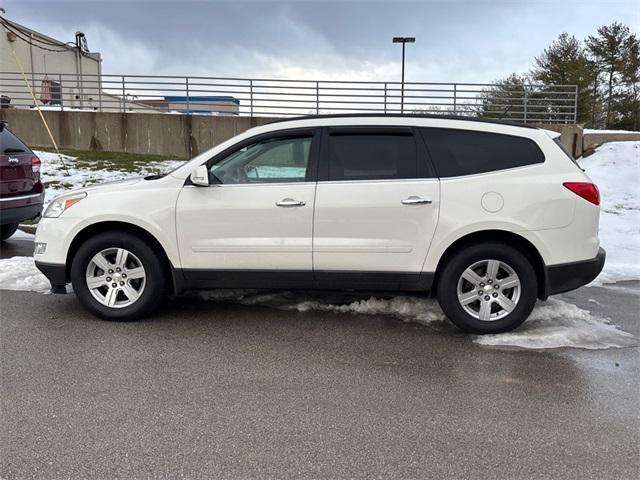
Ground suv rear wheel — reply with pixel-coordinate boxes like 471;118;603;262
436;242;537;334
70;231;167;321
1;223;18;241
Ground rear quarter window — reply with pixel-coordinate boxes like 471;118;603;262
420;128;544;178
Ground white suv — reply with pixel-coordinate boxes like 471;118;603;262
34;115;604;333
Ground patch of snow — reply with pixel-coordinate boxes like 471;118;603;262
583;128;640;135
30;106;99;112
246;291;448;325
12;229;35;240
0;256;50;293
197;290;635;350
578;142;640;285
35;150;184;205
474;298;636;350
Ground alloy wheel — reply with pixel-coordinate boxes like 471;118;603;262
456;259;521;322
85;247;146;308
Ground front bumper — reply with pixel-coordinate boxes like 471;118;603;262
35;261;67;294
544;247;606;298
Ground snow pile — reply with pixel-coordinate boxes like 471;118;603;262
583;128;640;135
11;229;35;240
229;290;448;325
474;298;636;349
198;290;635;350
579;142;640;284
35;150;184;204
0;256;51;293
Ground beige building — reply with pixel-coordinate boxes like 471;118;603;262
0;18;102;109
0;19;237;115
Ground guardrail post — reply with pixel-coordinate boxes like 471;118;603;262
97;74;102;112
59;73;64;111
453;84;457;114
186;77;190;113
121;75;126;112
316;81;320;114
250;79;254;117
384;83;387;113
523;87;528;124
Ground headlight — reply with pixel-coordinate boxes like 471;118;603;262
44;192;87;218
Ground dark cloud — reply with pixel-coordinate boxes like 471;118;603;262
3;0;639;82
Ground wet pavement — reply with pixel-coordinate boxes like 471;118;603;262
1;233;639;479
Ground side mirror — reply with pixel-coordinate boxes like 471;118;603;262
190;166;209;187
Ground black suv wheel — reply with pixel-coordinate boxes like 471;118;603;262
1;223;18;241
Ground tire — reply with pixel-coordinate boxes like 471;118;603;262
436;242;538;334
70;231;167;321
1;223;19;241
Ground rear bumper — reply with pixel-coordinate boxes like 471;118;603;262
0;202;42;225
35;261;67;294
544;247;606;298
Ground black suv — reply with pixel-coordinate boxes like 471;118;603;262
0;122;44;240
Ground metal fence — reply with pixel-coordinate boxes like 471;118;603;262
0;72;578;123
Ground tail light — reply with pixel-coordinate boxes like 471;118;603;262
31;156;41;174
563;182;600;206
31;156;41;182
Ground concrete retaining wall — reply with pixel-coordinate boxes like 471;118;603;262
583;132;640;152
532;123;584;158
1;109;588;159
0;109;277;158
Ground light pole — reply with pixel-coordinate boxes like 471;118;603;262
392;36;415;114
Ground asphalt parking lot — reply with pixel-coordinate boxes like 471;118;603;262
1;236;639;479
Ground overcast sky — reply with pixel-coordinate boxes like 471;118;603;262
2;0;639;83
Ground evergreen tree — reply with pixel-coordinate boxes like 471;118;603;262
478;73;528;122
585;22;634;128
619;34;640;130
531;33;597;125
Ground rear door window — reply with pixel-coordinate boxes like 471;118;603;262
327;128;419;181
420;128;544;178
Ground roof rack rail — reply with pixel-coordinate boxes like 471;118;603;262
268;113;538;129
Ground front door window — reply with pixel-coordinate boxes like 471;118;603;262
210;136;311;184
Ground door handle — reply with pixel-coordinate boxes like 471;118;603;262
276;198;306;207
401;196;433;205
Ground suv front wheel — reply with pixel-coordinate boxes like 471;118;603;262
70;231;167;321
436;242;538;334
